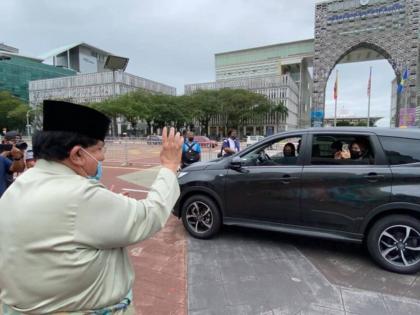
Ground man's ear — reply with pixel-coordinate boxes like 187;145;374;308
68;146;84;166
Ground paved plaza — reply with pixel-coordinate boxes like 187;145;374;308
100;143;420;315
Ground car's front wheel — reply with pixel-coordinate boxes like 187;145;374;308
181;195;221;239
367;215;420;274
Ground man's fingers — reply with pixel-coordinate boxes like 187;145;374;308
174;131;181;147
161;126;168;144
168;127;175;144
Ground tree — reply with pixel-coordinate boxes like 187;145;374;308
336;121;352;126
150;94;187;130
188;89;287;136
189;90;221;135
90;97;129;136
0;91;31;133
217;89;287;134
89;87;288;137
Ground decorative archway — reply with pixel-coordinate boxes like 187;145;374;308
312;0;420;127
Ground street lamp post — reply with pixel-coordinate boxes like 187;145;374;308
104;55;129;137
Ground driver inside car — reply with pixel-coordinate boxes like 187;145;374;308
256;148;276;166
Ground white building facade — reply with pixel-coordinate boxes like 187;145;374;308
29;70;176;107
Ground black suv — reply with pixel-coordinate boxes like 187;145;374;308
173;128;420;274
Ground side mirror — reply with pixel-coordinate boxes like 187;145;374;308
230;156;246;171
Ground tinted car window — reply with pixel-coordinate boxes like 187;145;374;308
311;134;375;165
379;136;420;165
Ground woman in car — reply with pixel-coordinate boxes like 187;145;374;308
280;142;297;165
350;140;368;160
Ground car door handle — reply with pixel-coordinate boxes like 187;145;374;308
281;174;295;184
363;173;385;182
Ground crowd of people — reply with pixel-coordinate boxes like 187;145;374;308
0;131;34;198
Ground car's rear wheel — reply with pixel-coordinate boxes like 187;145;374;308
367;215;420;274
181;195;221;239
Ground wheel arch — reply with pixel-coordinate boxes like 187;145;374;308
361;203;420;239
176;186;224;219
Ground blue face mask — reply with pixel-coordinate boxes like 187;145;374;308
80;148;103;181
89;161;103;181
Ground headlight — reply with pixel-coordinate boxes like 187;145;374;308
177;171;188;179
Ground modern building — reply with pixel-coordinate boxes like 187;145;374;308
27;42;176;136
40;42;124;74
29;71;176;106
29;71;176;135
185;39;314;137
324;116;383;127
0;43;75;103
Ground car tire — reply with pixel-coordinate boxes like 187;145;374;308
181;195;222;239
367;215;420;274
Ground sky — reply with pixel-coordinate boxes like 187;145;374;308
1;0;395;126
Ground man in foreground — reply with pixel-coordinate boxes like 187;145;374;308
0;100;183;314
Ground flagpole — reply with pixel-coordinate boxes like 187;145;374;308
367;66;372;127
334;98;337;127
334;69;338;127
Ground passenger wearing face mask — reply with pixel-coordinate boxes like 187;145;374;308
349;140;368;160
0;101;183;314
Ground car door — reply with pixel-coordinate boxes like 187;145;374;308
223;133;307;224
300;132;392;234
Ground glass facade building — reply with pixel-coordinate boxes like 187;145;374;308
0;54;75;103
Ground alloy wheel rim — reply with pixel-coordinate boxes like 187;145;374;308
186;201;213;234
378;225;420;268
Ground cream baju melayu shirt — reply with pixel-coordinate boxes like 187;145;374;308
0;159;180;314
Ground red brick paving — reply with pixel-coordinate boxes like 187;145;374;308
102;164;187;315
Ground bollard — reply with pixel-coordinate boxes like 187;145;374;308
121;138;131;167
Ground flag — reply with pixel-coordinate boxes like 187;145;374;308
333;71;338;101
397;68;409;94
367;67;372;97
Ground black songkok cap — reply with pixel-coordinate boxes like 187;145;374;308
43;100;111;141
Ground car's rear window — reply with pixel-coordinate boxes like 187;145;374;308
379;136;420;165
